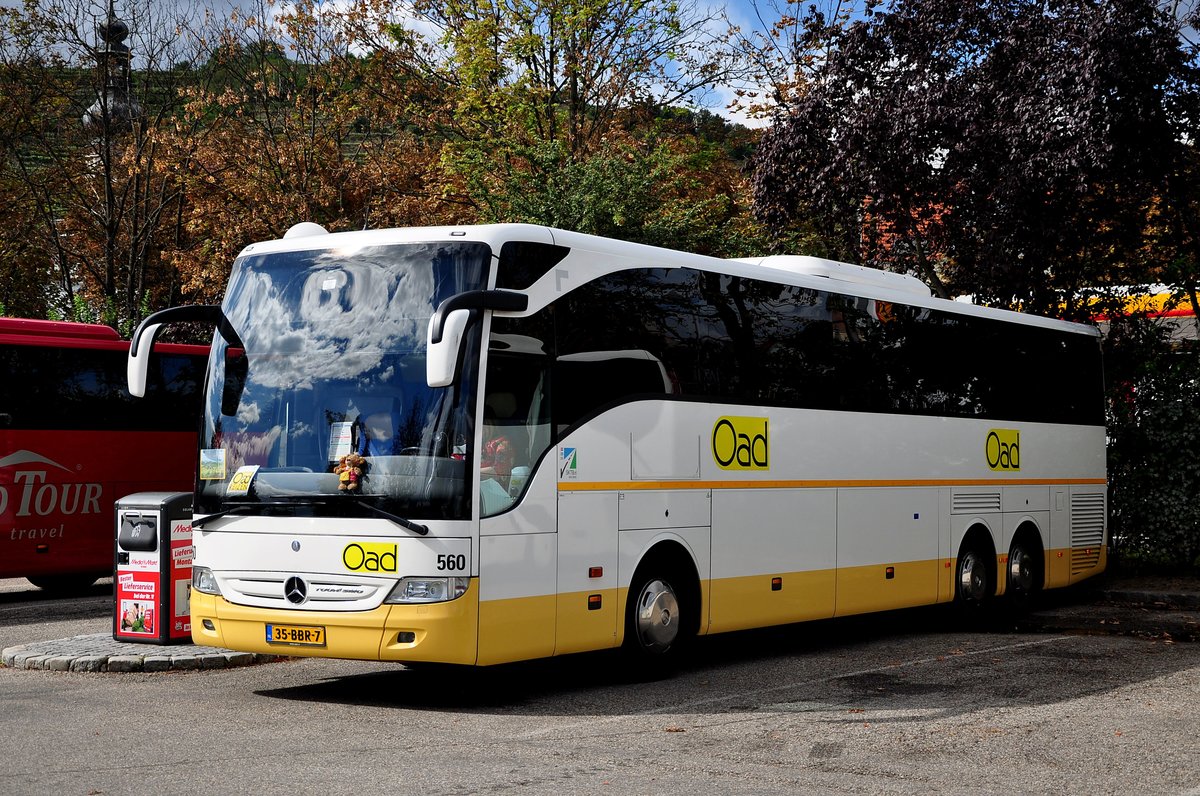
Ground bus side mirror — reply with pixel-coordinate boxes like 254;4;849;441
426;290;528;388
128;305;245;398
427;309;471;388
127;322;163;398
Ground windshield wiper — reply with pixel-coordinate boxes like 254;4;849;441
349;499;429;536
192;499;322;528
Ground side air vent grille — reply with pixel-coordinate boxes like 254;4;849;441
1070;492;1106;575
1071;547;1102;574
952;491;1001;514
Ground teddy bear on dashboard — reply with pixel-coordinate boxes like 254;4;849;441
335;452;367;492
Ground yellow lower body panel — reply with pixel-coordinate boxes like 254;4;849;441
189;545;1106;666
476;593;556;665
190;583;479;665
708;570;836;634
835;559;940;617
1033;547;1108;592
1070;544;1107;585
1047;547;1071;589
706;558;946;632
554;589;619;656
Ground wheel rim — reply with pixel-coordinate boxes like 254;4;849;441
958;551;988;602
1008;546;1035;595
634;578;680;653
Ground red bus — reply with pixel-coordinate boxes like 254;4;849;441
0;318;206;591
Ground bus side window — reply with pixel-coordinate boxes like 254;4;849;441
482;317;554;517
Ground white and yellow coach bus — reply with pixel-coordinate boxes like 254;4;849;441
128;223;1106;666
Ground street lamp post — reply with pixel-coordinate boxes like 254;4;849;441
79;3;145;325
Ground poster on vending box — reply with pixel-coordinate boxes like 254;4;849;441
116;570;157;636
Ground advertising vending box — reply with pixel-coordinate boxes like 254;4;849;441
114;493;192;645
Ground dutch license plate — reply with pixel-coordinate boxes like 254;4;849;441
265;623;326;647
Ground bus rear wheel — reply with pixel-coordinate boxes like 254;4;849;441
956;547;993;609
1006;540;1043;609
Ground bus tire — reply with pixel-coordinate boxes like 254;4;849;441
955;544;993;611
1006;534;1044;611
26;573;100;593
623;557;695;673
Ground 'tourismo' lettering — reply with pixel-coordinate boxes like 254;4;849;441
712;416;770;471
342;541;398;573
986;429;1021;471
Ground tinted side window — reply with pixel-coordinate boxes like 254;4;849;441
552;267;1103;428
555;269;697;428
0;345;205;432
146;352;206;431
700;273;839;408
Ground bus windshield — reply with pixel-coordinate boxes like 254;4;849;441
197;240;490;521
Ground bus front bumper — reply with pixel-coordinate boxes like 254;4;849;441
190;583;479;664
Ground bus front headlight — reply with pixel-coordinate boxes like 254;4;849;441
384;577;469;604
192;566;221;595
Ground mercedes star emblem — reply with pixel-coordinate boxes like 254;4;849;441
284;576;308;605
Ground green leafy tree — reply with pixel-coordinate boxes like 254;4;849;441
470;117;765;256
402;0;734;154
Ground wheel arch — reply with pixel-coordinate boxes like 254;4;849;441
1009;519;1046;558
626;537;703;640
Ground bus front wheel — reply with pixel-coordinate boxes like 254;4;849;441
630;577;681;654
623;563;693;671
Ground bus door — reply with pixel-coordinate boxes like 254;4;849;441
477;330;563;664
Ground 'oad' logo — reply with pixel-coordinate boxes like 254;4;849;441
342;541;398;573
986;429;1021;472
712;416;769;471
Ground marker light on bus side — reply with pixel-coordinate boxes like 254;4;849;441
384;577;470;604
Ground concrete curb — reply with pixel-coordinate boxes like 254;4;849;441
0;634;285;673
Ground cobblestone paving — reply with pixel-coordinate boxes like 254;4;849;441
1;634;284;673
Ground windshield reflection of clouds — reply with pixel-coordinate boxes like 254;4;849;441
237;400;262;426
227;244;443;390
